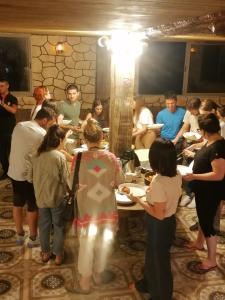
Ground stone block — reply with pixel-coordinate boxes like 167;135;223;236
32;46;41;58
44;42;56;56
39;55;55;63
72;52;84;61
83;70;96;77
54;79;67;89
81;102;92;109
32;35;47;46
43;78;53;86
81;37;97;45
73;43;90;53
67;36;81;45
64;43;73;56
48;36;66;45
54;88;66;100
84;51;96;61
33;73;44;81
56;63;65;71
33;80;42;87
90;61;96;70
58;71;64;80
63;69;82;78
75;61;91;70
82;93;95;103
42;67;58;78
32;58;42;73
41;46;47;55
89;77;95;85
23;97;35;105
81;84;95;93
43;62;55;67
76;76;89;85
65;57;75;68
91;44;96;53
56;56;64;63
64;76;75;83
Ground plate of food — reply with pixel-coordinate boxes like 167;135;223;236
115;192;134;205
177;165;193;176
103;127;110;133
62;119;72;125
183;132;201;141
118;183;146;197
147;123;164;129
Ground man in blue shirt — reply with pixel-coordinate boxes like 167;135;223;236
156;92;185;142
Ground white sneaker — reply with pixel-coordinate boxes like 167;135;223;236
179;195;191;207
187;197;196;208
27;236;40;248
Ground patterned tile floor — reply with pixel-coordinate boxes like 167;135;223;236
0;178;225;300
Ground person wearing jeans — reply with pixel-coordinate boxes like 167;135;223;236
38;203;65;259
31;124;69;265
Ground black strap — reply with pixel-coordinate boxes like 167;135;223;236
71;151;82;195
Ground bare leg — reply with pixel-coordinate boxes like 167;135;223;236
202;236;217;268
27;211;38;237
79;276;91;291
185;226;205;249
13;206;24;234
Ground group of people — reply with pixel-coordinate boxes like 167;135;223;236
0;79;225;299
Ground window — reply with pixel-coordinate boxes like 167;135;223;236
187;43;225;93
0;35;31;92
137;41;225;95
138;41;186;95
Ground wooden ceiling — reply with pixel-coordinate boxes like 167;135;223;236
1;0;225;37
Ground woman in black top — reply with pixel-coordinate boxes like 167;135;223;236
85;99;106;128
183;113;225;272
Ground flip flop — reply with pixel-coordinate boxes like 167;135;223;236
194;263;217;273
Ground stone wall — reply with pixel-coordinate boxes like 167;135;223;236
17;34;97;110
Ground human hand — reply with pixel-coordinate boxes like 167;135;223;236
183;173;195;181
128;193;140;203
65;129;73;139
183;149;195;158
172;137;179;145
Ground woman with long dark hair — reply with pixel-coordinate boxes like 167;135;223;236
85;99;106;128
183;114;225;271
32;124;69;265
130;138;182;300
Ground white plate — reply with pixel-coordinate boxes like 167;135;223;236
183;132;201;141
103;127;110;133
62;119;72;125
66;138;75;144
81;144;88;149
147;123;164;129
115;191;133;205
72;148;87;154
177;165;193;176
118;183;146;197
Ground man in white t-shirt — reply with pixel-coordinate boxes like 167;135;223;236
30;86;46;120
8;108;56;247
173;98;201;144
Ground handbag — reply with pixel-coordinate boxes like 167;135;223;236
62;151;82;222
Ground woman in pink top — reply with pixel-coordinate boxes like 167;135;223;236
68;119;124;294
